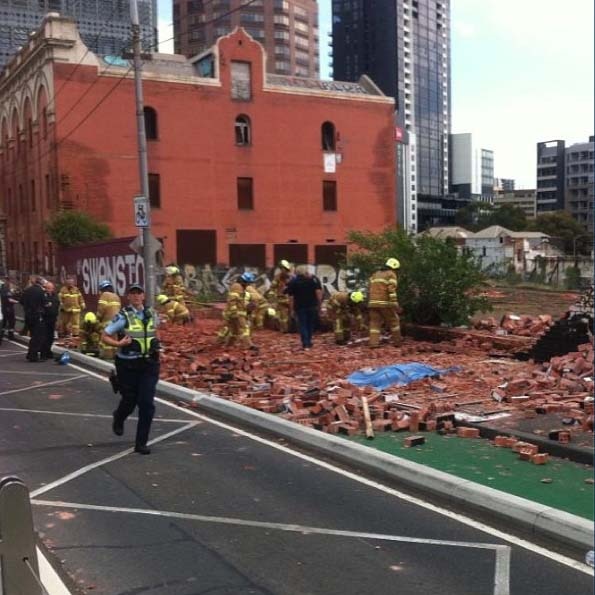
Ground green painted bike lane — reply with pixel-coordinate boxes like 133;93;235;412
350;433;594;520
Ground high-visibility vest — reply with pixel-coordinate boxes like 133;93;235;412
119;307;158;356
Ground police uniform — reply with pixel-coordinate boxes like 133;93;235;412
105;302;160;453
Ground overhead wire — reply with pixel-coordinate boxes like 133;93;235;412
45;0;121;110
149;0;262;52
2;0;260;181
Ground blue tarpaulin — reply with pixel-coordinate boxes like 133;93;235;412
347;362;458;391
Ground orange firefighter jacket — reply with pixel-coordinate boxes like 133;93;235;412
97;291;121;324
368;270;398;308
59;285;85;313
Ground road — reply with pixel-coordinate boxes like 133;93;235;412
0;339;592;595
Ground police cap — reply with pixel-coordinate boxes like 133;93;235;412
127;283;145;293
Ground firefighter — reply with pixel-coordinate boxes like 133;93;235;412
245;277;271;330
156;294;192;324
216;273;253;348
266;259;292;332
96;279;121;359
368;257;402;347
79;312;102;356
327;290;365;344
58;275;85;338
162;265;186;302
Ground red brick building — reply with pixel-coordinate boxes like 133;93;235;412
0;15;396;274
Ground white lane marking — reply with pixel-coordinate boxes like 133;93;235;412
49;361;595;575
30;422;198;498
0;375;87;397
494;545;511;595
0;350;31;356
2;371;80;377
32;499;511;595
37;546;71;595
0;407;195;423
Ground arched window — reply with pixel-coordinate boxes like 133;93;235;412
143;106;158;140
321;121;336;151
235;114;251;146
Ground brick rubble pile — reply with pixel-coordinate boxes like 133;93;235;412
473;313;554;337
160;319;594;445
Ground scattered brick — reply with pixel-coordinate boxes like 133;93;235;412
404;435;425;447
154;315;593;443
457;427;480;438
531;453;549;465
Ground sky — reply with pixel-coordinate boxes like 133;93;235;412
157;0;594;189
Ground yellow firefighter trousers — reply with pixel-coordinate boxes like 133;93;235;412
59;311;82;337
368;308;401;347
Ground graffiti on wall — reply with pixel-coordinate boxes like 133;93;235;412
57;237;362;307
181;264;360;299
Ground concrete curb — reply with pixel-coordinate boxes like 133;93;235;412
40;343;594;551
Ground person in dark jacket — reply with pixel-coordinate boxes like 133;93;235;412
285;265;322;349
21;276;47;362
41;281;60;359
0;277;18;342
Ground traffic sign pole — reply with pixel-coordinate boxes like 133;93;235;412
131;0;155;306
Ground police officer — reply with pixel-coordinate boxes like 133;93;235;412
22;276;47;362
101;284;160;455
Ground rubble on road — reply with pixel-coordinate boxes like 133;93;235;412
159;318;594;444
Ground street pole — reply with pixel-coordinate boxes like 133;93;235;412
130;0;155;307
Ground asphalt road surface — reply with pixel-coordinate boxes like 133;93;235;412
0;340;592;595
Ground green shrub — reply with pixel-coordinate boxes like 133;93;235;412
46;210;112;247
347;227;491;326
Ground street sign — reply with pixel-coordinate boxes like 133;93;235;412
134;195;150;228
129;232;162;255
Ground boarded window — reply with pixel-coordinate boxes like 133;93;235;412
229;244;266;267
323;180;337;211
237;177;254;209
176;229;217;265
315;244;346;267
144;107;158;140
231;61;252;100
274;244;308;266
148;173;161;208
321;121;336;151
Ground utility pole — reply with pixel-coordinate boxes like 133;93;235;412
130;0;155;306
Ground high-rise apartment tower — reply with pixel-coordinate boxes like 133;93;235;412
173;0;319;78
0;0;157;71
332;0;451;231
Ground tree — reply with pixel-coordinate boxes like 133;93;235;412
454;201;490;231
347;227;491;326
483;204;527;231
527;211;589;254
46;210;112;247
